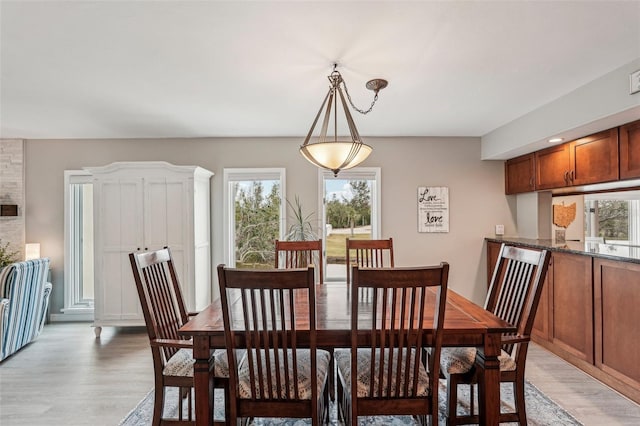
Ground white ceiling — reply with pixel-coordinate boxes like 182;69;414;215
1;1;639;143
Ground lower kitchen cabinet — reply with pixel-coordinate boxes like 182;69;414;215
549;252;594;363
594;259;640;391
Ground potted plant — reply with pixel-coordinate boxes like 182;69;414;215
0;239;19;269
285;195;317;241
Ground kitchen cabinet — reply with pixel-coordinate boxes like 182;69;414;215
534;143;572;190
535;129;618;190
570;129;619;185
619;119;640;180
550;251;593;363
86;162;213;337
594;258;640;391
531;257;552;342
505;153;535;194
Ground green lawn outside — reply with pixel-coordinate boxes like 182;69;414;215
326;232;371;260
236;231;371;268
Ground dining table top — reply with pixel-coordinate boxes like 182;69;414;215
179;282;515;347
179;281;515;426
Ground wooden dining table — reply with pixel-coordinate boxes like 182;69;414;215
179;282;515;426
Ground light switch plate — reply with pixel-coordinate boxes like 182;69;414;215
631;69;640;95
495;224;505;235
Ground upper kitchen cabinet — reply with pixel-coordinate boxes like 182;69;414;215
535;129;619;190
535;143;572;190
619;119;640;180
570;129;619;186
505;153;535;194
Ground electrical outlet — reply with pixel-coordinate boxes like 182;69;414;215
495;224;505;235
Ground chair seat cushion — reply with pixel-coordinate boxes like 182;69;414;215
440;347;516;375
237;349;331;400
163;348;234;378
334;348;430;397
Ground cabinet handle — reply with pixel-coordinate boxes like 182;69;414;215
564;171;569;183
530;177;534;188
137;247;141;251
570;170;575;181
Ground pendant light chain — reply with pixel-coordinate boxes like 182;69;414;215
341;78;379;115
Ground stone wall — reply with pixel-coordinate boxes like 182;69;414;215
0;139;25;261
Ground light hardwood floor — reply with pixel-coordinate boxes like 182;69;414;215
1;322;639;425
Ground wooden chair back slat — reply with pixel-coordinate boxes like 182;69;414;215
485;245;551;356
275;239;323;284
130;248;189;363
346;238;394;286
352;264;449;401
217;265;317;403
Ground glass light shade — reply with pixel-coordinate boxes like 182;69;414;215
25;243;41;260
300;141;372;177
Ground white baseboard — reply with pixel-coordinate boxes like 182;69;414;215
51;308;94;322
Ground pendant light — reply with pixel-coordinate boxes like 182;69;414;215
300;64;387;177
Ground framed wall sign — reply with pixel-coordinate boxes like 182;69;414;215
417;186;449;233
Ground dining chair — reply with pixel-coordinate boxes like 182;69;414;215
274;239;323;284
440;244;551;425
335;263;450;426
216;264;331;425
345;237;394;286
129;247;231;425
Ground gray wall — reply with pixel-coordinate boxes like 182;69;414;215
24;136;517;316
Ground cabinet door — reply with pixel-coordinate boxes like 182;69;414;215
535;143;572;190
505;154;535;194
144;177;192;304
96;178;144;321
619;119;640;180
550;252;593;363
532;256;552;342
570;129;619;185
594;259;640;389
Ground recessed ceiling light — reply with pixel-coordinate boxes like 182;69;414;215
548;137;564;143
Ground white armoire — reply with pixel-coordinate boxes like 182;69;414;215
85;162;213;337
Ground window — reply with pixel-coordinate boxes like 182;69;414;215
223;168;286;268
319;168;381;281
585;191;640;254
62;170;94;318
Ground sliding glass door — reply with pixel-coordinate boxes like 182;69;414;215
319;168;380;282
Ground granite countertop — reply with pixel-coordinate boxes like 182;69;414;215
485;236;640;265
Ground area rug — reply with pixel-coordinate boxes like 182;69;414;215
119;379;581;425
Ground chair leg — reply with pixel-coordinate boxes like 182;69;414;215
328;348;335;401
446;375;458;423
187;387;193;421
323;378;330;424
152;385;164;426
514;379;527;426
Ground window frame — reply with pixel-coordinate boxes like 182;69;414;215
318;167;382;281
62;170;94;319
223;168;286;267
